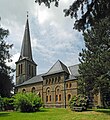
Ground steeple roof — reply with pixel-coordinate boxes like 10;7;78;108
44;60;69;76
19;17;33;61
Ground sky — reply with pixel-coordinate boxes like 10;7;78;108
0;0;85;81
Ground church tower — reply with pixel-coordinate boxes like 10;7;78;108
16;15;37;85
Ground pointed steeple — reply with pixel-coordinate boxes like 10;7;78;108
19;13;33;61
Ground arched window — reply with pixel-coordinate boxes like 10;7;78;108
49;95;51;101
56;95;58;102
22;89;26;93
49;79;51;84
31;87;35;93
21;64;23;74
58;76;61;83
55;86;61;102
32;66;34;76
59;94;61;101
46;96;48;102
18;64;20;75
69;83;72;88
29;64;31;75
55;77;57;83
46;87;51;103
66;83;68;88
68;94;71;101
46;79;48;84
52;78;54;84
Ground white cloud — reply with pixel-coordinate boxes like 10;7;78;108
7;53;20;69
0;0;85;80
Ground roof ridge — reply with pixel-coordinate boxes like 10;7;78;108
46;60;69;75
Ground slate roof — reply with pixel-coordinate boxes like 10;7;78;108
65;75;77;81
18;18;33;62
16;74;44;87
68;64;80;76
44;60;69;76
16;61;80;87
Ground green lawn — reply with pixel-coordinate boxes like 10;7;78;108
0;108;110;120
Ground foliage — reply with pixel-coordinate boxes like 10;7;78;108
3;97;14;111
0;27;14;97
69;95;88;110
0;96;3;111
35;0;59;8
35;0;110;31
78;17;110;107
13;92;42;112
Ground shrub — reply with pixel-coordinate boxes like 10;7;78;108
13;92;42;112
3;97;14;110
0;96;3;111
69;95;88;111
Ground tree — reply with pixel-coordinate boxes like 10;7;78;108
35;0;110;31
0;27;14;97
78;17;110;107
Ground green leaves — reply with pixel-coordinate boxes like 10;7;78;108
0;27;14;97
79;17;110;107
13;93;42;112
69;95;88;111
35;0;59;8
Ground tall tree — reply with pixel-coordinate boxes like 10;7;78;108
0;27;14;97
78;17;110;107
35;0;110;31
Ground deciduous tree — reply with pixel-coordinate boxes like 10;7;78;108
35;0;110;31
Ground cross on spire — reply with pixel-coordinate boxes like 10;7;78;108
27;11;29;18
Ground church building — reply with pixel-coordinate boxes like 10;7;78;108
15;16;101;108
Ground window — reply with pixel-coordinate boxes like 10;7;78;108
56;95;58;102
57;89;59;92
49;95;51;101
32;66;34;76
18;64;23;75
66;83;68;88
31;87;35;93
29;64;31;75
18;65;20;75
22;89;26;93
58;76;61;83
55;86;61;102
52;78;54;84
46;96;48;102
21;64;23;74
59;94;61;101
48;90;50;93
69;83;72;88
46;87;51;103
46;79;48;84
49;79;51;84
68;94;71;101
55;77;57;83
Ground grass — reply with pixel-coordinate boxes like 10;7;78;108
0;108;110;120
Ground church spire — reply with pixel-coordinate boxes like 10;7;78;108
19;13;33;61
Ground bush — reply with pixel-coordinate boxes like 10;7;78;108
69;95;88;111
3;97;14;110
13;92;42;112
0;96;3;111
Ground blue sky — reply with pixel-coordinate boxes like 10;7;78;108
0;0;85;81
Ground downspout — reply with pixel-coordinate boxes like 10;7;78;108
64;75;66;108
